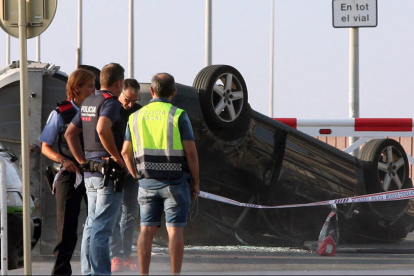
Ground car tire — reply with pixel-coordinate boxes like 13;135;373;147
358;138;411;220
193;65;250;134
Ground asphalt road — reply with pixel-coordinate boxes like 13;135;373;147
4;233;414;275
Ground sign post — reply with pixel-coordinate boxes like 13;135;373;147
332;0;377;155
0;1;57;274
17;3;30;272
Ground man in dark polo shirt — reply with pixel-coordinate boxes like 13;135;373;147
65;63;126;275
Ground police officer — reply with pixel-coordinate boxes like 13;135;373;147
110;78;141;272
65;63;126;275
39;68;96;275
122;73;200;275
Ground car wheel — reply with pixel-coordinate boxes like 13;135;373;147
358;138;410;219
193;65;249;133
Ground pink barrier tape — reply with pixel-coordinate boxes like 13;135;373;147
199;187;414;209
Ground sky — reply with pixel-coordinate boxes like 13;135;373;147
0;0;413;119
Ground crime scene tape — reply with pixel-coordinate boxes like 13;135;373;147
199;187;414;209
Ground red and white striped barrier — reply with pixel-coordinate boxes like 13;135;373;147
275;116;414;179
274;117;414;164
274;118;414;137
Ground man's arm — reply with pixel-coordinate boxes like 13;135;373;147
41;142;79;173
65;122;85;165
182;140;200;200
96;116;125;167
121;140;136;178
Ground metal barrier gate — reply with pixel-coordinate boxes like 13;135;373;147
274;118;414;165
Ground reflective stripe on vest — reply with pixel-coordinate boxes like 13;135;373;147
129;101;185;178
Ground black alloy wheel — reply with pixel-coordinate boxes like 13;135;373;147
358;138;411;219
193;65;249;132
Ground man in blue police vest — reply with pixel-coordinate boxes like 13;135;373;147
122;73;200;274
65;63;126;275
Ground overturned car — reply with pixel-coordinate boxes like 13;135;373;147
138;65;414;246
2;61;412;250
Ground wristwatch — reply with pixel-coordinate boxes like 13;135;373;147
60;159;66;169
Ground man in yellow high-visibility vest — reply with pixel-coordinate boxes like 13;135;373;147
122;73;200;275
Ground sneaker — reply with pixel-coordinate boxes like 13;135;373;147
123;257;139;271
111;257;123;272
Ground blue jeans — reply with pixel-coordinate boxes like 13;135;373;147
138;183;191;227
109;174;139;259
80;176;123;275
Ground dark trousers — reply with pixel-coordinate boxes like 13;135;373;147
51;171;86;275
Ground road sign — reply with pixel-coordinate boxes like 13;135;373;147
332;0;377;28
0;0;57;39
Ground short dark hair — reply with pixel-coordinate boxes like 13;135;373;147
151;73;175;98
78;64;101;89
100;63;125;88
124;78;140;92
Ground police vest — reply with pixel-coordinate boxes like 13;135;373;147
129;101;186;179
81;92;123;153
55;100;80;163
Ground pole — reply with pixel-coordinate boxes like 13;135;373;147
6;34;10;65
205;0;212;66
1;158;8;274
18;0;32;274
348;27;360;155
36;36;40;62
76;0;82;67
128;0;134;78
269;0;275;118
